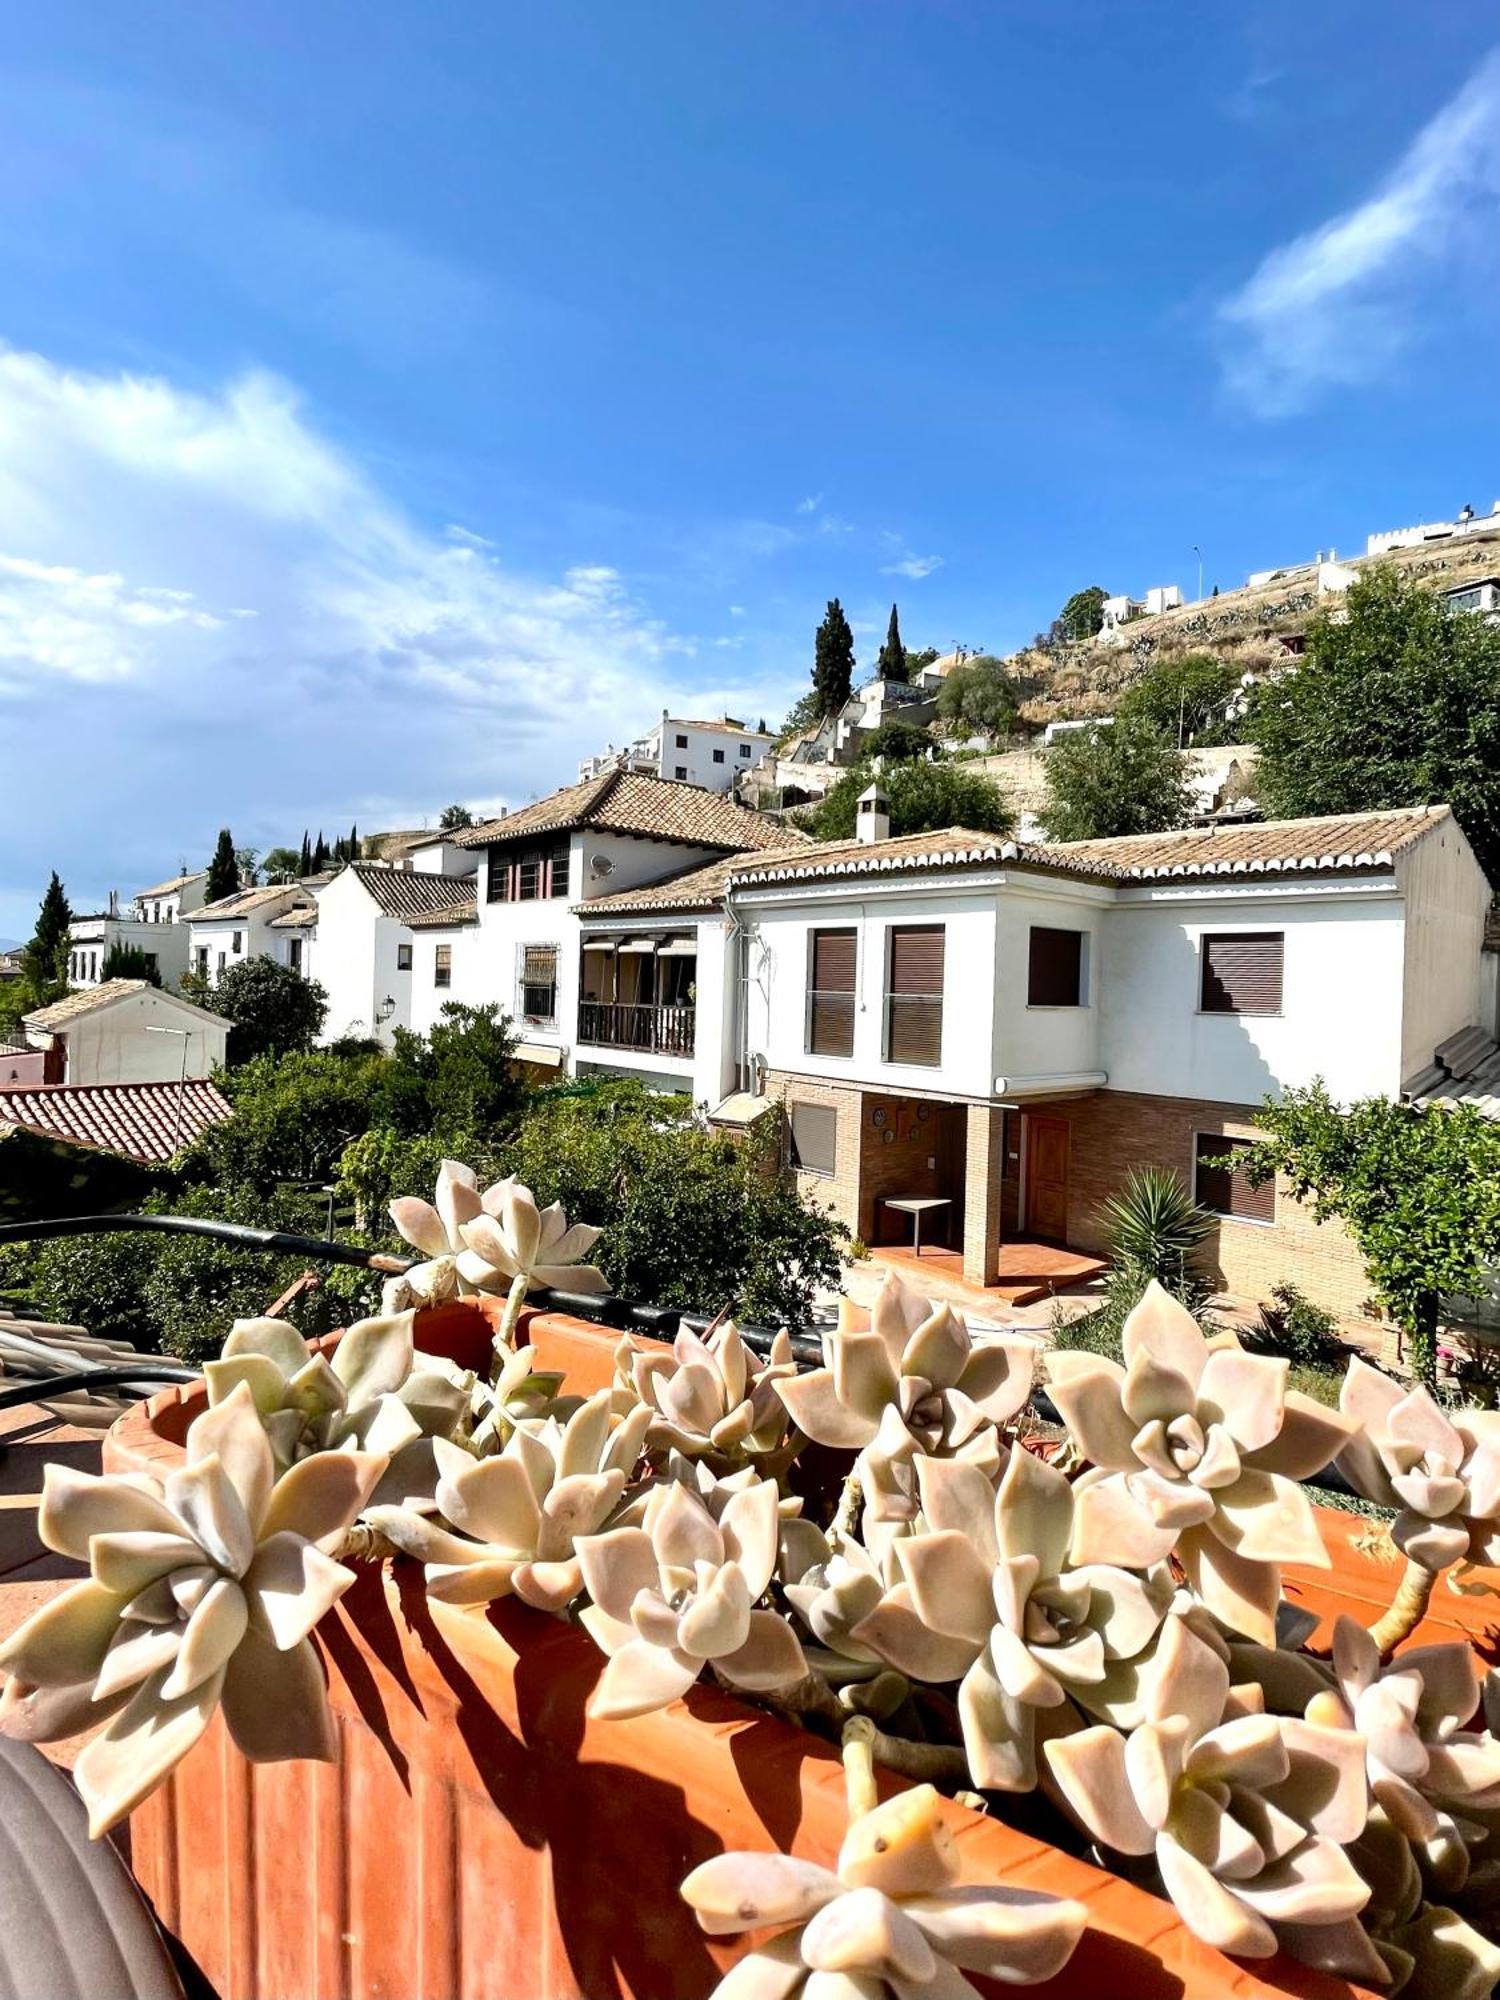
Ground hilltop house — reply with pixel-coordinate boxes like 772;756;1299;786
578;712;776;793
19;980;228;1086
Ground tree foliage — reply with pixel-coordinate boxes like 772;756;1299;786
863;718;938;763
261;846;302;881
21;872;72;999
387;1004;525;1137
934;656;1019;744
1119;651;1242;748
1241;1083;1500;1385
876;603;906;681
205;828;239;904
439;804;475;830
195;956;329;1065
1039;715;1196;842
1247;564;1500;880
1052;585;1107;647
813;598;856;715
807;758;1013;841
102;944;163;987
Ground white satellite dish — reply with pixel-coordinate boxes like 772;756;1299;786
589;853;615;878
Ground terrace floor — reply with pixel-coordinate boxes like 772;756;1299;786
862;1239;1108;1325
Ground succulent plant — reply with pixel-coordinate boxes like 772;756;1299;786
464;1340;575;1455
455;1176;609;1296
205;1310;467;1510
1047;1280;1357;1645
1313;1614;1500;1896
851;1448;1173;1790
1045;1612;1377;1976
776;1274;1035;1538
0;1382;383;1835
577;1477;807;1719
366;1390;650;1610
386;1158;492;1307
616;1319;799;1468
681;1773;1088;1996
1347;1809;1500;1999
1338;1359;1500;1574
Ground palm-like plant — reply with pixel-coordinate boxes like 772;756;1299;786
1098;1167;1212;1291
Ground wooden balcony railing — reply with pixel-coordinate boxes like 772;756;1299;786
577;1000;695;1058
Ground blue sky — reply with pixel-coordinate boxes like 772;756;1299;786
2;2;1499;936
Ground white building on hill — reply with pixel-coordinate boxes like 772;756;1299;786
578;711;776;793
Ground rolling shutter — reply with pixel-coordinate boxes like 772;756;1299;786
1194;1134;1275;1223
789;1101;837;1176
886;926;945;1067
1027;927;1084;1007
1200;933;1283;1015
808;929;857;1056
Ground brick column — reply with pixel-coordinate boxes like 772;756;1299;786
963;1104;1004;1287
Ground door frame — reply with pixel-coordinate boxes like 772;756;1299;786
1019;1109;1070;1241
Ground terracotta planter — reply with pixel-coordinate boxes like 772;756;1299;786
106;1308;1379;2000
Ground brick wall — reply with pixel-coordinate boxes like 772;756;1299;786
765;1073;964;1250
1036;1089;1381;1333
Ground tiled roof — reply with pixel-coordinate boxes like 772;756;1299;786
454;770;808;856
364;829;441;862
0;1080;232;1163
724;806;1456;894
188;884;304;922
406;899;480;930
1406;1024;1500;1119
579;854;743;917
269;906;318;930
339;864;479;920
135;869;207;898
24;980;151;1030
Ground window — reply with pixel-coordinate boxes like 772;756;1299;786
397;943;413;971
738;743;752;758
807;928;857;1057
516;854;541;900
1194;1134;1275;1224
1200;933;1283;1016
712;747;725;765
886;926;945;1066
521;944;558;1022
549;837;570;900
1027;927;1086;1007
217;952;226;976
488;840;571;902
486;848;510;903
145;953;158;977
231;930;243;954
674;765;688;780
789;1101;837;1176
195;947;208;977
435;945;452;989
675;733;688;749
287;940;302;973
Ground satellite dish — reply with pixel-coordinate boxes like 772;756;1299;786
589;853;615;878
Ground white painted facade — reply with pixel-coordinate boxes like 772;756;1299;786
187;886;311;988
26;986;228;1085
578;713;775;793
67;913;190;992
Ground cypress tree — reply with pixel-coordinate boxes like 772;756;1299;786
813;598;855;716
876;602;906;681
349;822;359;860
205;828;238;904
313;832;328;872
23;872;72;994
298;831;312;876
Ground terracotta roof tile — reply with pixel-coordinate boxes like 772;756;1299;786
188;884;305;922
23;980;151;1029
577;854;742;916
268;906;318;930
455;771;807;856
0;1080;232;1163
134;869;207;898
339;864;478;919
406;899;480;930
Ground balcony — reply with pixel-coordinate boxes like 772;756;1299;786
577;1000;695;1059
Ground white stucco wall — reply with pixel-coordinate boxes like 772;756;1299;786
652;721;773;792
312;873;384;1042
1392;816;1492;1085
990;877;1110;1086
408;839;477;876
406;926;486;1038
52;989;228;1084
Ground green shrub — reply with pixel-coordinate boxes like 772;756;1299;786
1248;1282;1346;1370
1097;1166;1212;1290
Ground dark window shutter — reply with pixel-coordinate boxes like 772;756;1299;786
1194;1134;1275;1222
790;1101;837;1175
1201;934;1283;1015
808;928;857;1056
486;850;510;903
887;926;945;1066
1028;927;1084;1006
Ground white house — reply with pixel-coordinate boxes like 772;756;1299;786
66;871;212;993
578;712;776;793
186;884;316;987
314;862;478;1045
134;869;210;926
21;980;229;1086
668;803;1493;1331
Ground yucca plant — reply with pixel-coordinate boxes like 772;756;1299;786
1097;1166;1212;1291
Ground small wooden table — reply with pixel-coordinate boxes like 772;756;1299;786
883;1196;952;1257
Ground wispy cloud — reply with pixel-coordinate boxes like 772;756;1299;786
880;550;945;580
795;493;823;514
1219;49;1500;414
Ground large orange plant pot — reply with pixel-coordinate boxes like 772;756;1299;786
104;1306;1380;2000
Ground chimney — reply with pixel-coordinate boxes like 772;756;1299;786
108;887;119;918
856;776;890;845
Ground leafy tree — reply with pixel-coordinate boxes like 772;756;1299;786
807;758;1012;840
776;689;824;743
876;603;906;681
21;872;72;998
863;718;938;763
1241;1083;1500;1385
439;804;475;831
261;846;302;881
1248;564;1500;881
1052;585;1107;647
1119;652;1243;748
812;598;856;715
102;943;163;987
905;646;940;677
182;1046;393;1192
234;846;259;886
205;828;239;904
1039;714;1196;842
934;655;1019;744
387;1003;525;1137
195;956;329;1064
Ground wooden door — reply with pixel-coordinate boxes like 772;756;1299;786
1025;1115;1070;1242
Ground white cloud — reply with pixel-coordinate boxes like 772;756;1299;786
728;604;746;618
880;552;945;580
1219;50;1500;414
795;493;823;514
0;345;746;928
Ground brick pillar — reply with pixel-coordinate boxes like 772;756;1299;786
963;1104;1004;1287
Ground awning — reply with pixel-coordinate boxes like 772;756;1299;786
514;1041;564;1068
580;939;616;953
707;1091;772;1129
656;938;697;958
618;938;659;955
